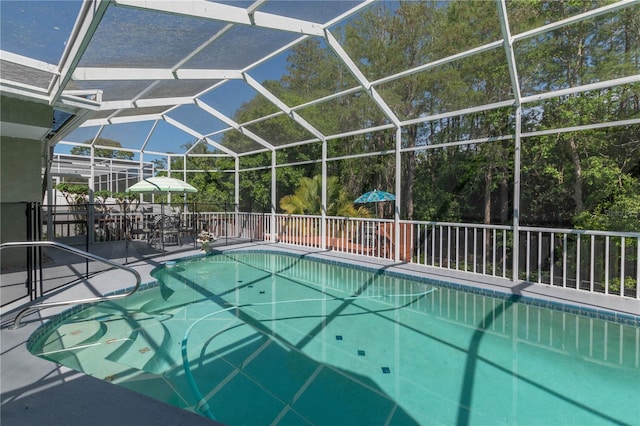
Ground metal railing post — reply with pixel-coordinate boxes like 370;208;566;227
2;240;141;329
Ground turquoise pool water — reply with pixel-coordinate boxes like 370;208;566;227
30;251;639;425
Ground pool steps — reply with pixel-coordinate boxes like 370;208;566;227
32;307;178;380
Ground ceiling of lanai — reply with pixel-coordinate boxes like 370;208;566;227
1;0;638;165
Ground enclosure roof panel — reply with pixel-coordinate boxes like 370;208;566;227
1;0;637;159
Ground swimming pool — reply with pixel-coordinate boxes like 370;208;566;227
29;250;639;425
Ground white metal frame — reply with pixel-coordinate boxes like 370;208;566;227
1;0;637;290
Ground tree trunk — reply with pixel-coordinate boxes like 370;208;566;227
499;173;509;224
484;165;492;225
404;125;417;220
568;135;584;214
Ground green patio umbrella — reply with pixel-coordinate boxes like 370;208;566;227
126;176;197;251
125;176;197;194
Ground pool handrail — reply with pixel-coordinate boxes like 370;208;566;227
1;240;142;329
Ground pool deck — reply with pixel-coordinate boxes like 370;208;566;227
2;241;638;425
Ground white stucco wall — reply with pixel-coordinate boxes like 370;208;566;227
1;96;52;269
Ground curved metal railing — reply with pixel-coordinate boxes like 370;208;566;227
1;240;142;329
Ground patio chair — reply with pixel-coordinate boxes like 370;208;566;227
123;215;149;242
360;222;377;248
148;214;182;247
178;214;196;244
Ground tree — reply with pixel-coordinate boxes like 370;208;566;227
166;143;235;208
55;183;112;235
70;138;134;160
280;175;368;217
512;1;640;228
341;1;448;220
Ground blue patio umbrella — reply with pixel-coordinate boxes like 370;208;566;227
354;189;396;204
354;189;395;217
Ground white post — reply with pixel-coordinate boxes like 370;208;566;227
498;0;522;283
235;157;240;207
395;126;402;262
139;152;144;203
513;106;521;282
321;139;327;250
167;154;172;205
46;147;54;240
235;156;240;236
87;145;96;244
271;150;277;242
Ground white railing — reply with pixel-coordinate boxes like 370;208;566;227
196;211;237;237
326;217;394;258
274;214;323;248
44;207;639;299
408;221;513;278
265;214;639;299
519;226;640;298
194;211;266;241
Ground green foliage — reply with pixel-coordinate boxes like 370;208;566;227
609;277;637;293
55;183;89;204
70;138;134;160
512;2;640;229
112;192;140;213
279;175;368;217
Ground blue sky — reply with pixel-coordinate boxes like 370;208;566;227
0;0;82;64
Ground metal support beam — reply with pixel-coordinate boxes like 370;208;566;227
235;157;240;208
88;145;96;244
394;127;401;262
513;106;522;282
114;0;325;36
497;0;523;282
50;0;110;105
271;150;277;242
321;139;327;250
163;115;237;157
243;73;326;141
195;99;276;150
324;30;402;129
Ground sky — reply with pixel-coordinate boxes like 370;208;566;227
0;0;82;64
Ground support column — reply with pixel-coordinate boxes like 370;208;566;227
513;106;522;282
271;150;277;242
235;157;240;206
394;127;402;262
235;156;240;236
167;154;172;205
183;154;188;213
88;145;95;244
321;140;327;250
138;152;144;203
46;146;54;241
497;0;522;283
